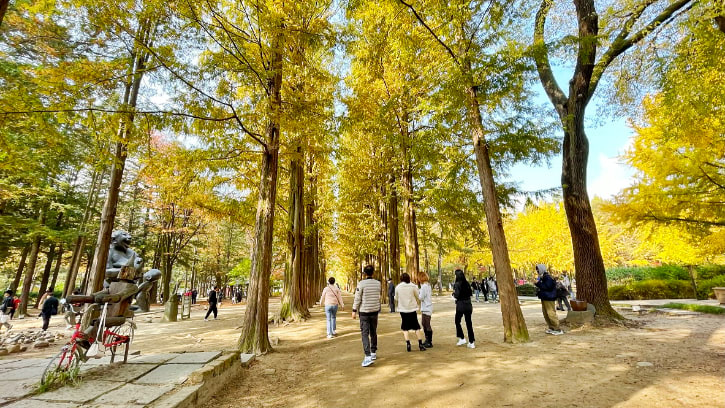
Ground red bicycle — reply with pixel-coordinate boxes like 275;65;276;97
41;303;135;386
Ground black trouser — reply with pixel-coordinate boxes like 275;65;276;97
482;291;488;302
359;312;378;356
557;296;571;311
454;301;475;342
192;295;197;304
41;313;51;331
389;296;395;312
205;302;218;319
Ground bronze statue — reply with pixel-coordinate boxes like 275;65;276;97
135;269;161;312
72;231;160;340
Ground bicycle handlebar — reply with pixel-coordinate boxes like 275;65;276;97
65;295;96;304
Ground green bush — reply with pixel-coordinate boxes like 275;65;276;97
695;265;725;280
606;265;690;283
696;275;725;299
516;283;537;297
608;279;696;300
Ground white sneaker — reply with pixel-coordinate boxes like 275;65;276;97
456;338;467;346
326;335;333;339
549;330;564;336
361;356;374;367
467;342;476;349
371;353;377;360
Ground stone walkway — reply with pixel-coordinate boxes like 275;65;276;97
1;350;254;407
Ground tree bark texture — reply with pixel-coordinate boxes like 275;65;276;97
401;145;420;283
19;209;45;316
465;84;529;343
239;30;283;355
35;243;56;307
49;245;63;294
10;245;29;293
388;176;400;283
0;0;8;28
279;145;309;321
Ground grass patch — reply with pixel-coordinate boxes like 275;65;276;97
661;303;725;315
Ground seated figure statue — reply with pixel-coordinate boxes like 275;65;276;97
135;269;161;312
105;230;143;284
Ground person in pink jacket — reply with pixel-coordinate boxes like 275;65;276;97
319;277;345;339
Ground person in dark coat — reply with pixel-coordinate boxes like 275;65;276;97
40;290;59;331
453;269;476;348
191;289;198;304
387;278;396;313
535;264;563;335
205;286;218;321
1;290;14;330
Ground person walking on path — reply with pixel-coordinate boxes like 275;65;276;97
40;289;59;331
395;273;426;352
535;264;563;335
352;265;381;367
387;278;395;313
453;269;476;348
488;277;498;302
472;279;480;302
1;290;14;331
319;277;345;339
481;277;489;303
556;278;572;311
419;272;434;348
191;289;198;304
205;286;219;321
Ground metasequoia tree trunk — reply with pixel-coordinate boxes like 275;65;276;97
378;183;390;302
304;159;323;307
401;144;420;283
10;245;29;293
87;21;153;295
49;245;63;294
19;209;45;316
533;0;691;319
0;0;8;28
465;82;529;343
279;144;309;321
437;235;443;295
35;243;56;307
64;169;103;297
239;29;283;355
388;176;400;283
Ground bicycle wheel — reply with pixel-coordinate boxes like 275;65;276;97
105;320;135;363
41;345;82;386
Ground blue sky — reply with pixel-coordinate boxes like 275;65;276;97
506;67;637;201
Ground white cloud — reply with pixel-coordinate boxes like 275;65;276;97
588;150;634;200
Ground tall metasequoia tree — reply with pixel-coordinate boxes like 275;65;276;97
0;0;8;27
279;144;310;321
400;124;421;283
87;19;155;294
399;0;529;342
238;28;284;355
388;176;401;282
533;0;693;318
9;245;29;293
64;169;104;297
18;208;45;316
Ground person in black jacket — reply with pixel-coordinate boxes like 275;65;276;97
453;269;476;348
40;290;59;331
387;278;395;313
534;264;563;335
205;286;219;321
1;290;14;330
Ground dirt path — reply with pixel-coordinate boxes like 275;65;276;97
201;294;725;408
3;296;724;407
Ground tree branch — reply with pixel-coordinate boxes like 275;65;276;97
590;0;693;98
533;0;567;116
398;0;461;66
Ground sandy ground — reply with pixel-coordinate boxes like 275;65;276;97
3;295;724;408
